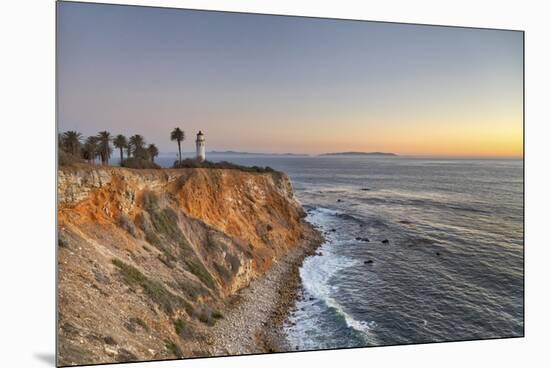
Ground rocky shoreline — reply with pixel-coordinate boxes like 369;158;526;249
199;221;324;356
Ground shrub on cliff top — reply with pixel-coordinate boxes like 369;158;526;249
173;159;276;173
59;150;84;166
121;157;160;169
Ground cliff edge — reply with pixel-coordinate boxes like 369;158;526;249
57;165;313;365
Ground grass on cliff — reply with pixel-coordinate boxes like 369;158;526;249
174;278;208;302
111;259;181;314
185;260;216;290
140;191;218;290
194;305;223;326
141;191;194;255
164;340;183;358
118;214;138;238
212;310;223;319
150;208;189;250
213;262;232;283
173;318;194;339
136;196;182;267
125;317;149;333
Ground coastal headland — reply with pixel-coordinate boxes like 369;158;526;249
57;164;322;365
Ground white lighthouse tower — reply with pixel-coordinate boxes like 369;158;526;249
195;131;206;162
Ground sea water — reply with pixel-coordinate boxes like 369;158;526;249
158;154;524;349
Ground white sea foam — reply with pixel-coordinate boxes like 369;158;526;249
309;207;343;217
299;208;378;342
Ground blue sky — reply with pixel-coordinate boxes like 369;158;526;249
57;2;523;156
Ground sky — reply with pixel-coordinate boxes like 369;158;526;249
57;2;523;157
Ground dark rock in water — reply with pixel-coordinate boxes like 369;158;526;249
399;220;413;225
355;237;362;240
308;297;315;301
360;188;370;191
381;239;389;244
316;251;323;256
364;260;374;264
436;252;441;256
337;199;343;202
362;237;370;242
330;228;336;232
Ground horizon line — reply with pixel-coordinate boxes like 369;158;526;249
156;150;523;159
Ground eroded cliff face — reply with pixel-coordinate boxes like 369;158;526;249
57;165;308;365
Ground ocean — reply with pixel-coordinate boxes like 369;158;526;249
158;153;524;349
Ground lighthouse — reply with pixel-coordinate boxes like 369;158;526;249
195;131;205;162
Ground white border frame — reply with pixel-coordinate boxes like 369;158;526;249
2;1;548;367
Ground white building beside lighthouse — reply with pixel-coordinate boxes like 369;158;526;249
195;131;205;162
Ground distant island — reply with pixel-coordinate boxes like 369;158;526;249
320;151;398;157
208;150;309;156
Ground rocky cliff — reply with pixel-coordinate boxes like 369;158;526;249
57;165;310;365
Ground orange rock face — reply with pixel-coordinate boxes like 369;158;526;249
57;165;308;365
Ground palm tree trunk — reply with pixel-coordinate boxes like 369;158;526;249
177;141;182;163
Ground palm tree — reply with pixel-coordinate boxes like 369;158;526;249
82;136;99;164
113;134;128;164
147;144;159;163
61;131;82;156
97;131;112;165
170;128;185;164
129;134;146;159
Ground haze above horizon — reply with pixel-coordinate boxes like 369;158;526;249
57;2;523;157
